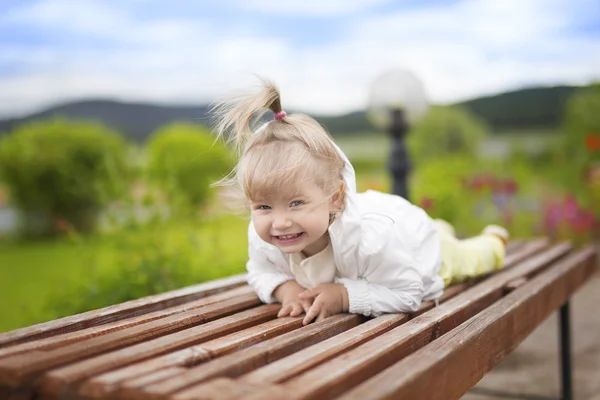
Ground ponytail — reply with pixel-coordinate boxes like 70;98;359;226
211;78;346;212
212;78;284;153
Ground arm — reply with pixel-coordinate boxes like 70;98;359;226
336;215;441;317
246;227;295;304
246;224;313;315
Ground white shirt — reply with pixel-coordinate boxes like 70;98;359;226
245;139;445;317
288;242;338;289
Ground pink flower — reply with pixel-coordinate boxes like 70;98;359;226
420;196;434;211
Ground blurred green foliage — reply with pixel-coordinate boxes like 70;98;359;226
410;155;479;225
1;85;599;333
554;83;600;212
41;122;238;321
0;118;131;236
561;83;600;165
407;106;489;162
44;215;247;320
146;122;233;214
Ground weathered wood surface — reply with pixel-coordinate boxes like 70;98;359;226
0;239;595;400
0;274;248;349
339;246;597;400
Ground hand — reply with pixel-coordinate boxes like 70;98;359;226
298;283;349;325
274;280;313;318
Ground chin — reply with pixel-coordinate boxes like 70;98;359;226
278;245;305;254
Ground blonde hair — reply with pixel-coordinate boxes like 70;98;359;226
212;78;346;213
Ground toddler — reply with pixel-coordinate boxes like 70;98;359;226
213;79;508;325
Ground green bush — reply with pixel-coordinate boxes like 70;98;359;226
0;118;131;236
44;213;247;320
407;106;490;162
47;225;202;315
561;83;600;165
555;83;600;211
146;122;233;214
410;155;480;228
410;155;544;238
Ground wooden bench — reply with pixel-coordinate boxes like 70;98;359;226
0;239;596;400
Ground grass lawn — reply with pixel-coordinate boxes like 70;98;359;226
0;239;103;332
0;214;249;333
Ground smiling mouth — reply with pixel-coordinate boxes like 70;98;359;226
274;233;303;241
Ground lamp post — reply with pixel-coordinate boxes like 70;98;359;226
368;69;428;202
388;107;411;199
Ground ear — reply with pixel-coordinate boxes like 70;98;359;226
331;181;345;211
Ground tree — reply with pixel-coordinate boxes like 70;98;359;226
406;106;490;163
145;122;233;214
0;118;130;236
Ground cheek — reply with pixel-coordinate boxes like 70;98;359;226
252;215;271;239
306;208;331;233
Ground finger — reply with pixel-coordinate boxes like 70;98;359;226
278;304;292;317
299;288;319;299
301;299;312;313
303;301;321;326
316;309;329;323
289;303;304;317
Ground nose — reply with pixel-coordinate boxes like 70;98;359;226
272;211;292;231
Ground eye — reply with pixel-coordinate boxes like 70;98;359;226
254;204;271;210
290;200;305;207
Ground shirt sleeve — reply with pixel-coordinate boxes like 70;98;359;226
246;226;295;304
336;213;441;317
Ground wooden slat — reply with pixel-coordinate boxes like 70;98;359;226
84;353;210;397
172;278;477;400
116;368;188;398
0;274;248;349
240;314;407;387
41;304;283;397
413;282;469;316
171;378;285;400
339;246;597;400
166;237;552;398
0;292;260;387
0;286;255;359
240;280;468;387
75;313;303;399
129;314;363;400
504;277;528;293
103;313;418;400
247;242;569;400
505;240;524;254
4;387;34;400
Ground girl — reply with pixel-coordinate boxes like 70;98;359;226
213;79;508;326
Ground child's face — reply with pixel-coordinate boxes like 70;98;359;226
251;181;340;257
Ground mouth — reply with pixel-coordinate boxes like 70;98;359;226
273;232;304;243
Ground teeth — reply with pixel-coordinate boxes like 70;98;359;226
278;233;300;240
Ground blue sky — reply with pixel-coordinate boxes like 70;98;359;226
1;0;599;117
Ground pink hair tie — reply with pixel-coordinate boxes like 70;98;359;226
274;111;287;120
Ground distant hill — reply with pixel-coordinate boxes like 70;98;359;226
0;100;213;142
0;85;583;141
455;85;579;132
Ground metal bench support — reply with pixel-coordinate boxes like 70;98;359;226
470;301;574;400
559;301;572;400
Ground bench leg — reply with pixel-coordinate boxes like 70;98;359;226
469;302;574;400
559;301;572;400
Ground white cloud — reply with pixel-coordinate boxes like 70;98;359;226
0;0;599;118
234;0;393;17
